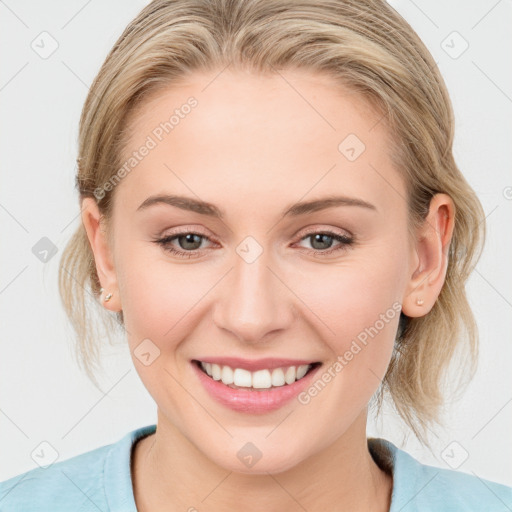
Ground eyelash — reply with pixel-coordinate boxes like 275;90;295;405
153;228;354;259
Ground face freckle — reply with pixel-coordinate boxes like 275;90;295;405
110;68;413;474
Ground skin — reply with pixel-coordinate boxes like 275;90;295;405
82;68;455;511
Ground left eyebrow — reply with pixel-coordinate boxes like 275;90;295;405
136;193;377;219
282;195;377;217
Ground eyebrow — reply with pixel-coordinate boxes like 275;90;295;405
136;193;377;218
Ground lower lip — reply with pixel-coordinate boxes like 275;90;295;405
191;361;322;413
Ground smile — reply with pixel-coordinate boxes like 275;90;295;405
197;360;319;390
191;359;323;413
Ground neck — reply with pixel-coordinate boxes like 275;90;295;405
132;410;392;512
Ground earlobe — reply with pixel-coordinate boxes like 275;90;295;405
81;197;121;311
402;193;455;318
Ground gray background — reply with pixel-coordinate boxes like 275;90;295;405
1;0;511;488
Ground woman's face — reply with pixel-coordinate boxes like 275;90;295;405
97;69;419;473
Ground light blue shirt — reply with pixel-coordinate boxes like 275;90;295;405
1;423;511;511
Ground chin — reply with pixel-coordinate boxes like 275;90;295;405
207;442;309;476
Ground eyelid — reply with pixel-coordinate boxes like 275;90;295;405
159;225;215;240
294;224;354;240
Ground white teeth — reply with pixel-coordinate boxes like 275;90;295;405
284;366;296;384
211;363;222;381
271;368;285;387
296;364;309;380
233;368;252;387
252;369;272;389
221;365;234;384
199;361;314;389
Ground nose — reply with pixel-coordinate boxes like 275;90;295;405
212;249;294;344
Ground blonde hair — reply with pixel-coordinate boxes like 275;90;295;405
58;0;485;444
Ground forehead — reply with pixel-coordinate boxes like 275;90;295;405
115;68;405;218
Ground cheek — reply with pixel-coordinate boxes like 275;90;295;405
116;238;225;383
291;252;405;340
291;255;404;422
117;251;216;407
119;256;209;342
286;248;406;399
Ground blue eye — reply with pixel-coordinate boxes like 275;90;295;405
154;229;354;259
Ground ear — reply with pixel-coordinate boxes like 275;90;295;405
81;197;121;312
402;193;455;317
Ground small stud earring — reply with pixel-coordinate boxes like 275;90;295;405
416;298;424;306
100;287;113;303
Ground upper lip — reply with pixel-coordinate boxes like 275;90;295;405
193;357;320;372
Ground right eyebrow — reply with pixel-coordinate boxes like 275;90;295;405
137;194;223;218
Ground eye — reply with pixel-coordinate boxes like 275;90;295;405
153;230;214;259
295;229;354;256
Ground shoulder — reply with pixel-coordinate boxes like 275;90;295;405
369;438;512;512
0;424;156;512
0;442;110;511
